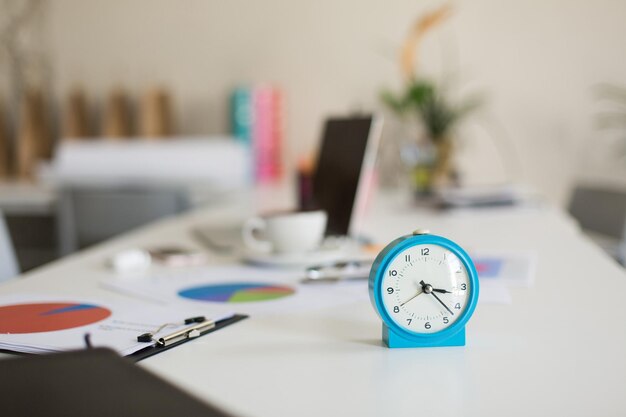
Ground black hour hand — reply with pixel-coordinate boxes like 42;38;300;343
419;280;451;294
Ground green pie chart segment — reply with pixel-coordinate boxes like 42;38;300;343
178;283;295;303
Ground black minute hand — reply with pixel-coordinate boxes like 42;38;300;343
420;280;454;316
430;292;454;316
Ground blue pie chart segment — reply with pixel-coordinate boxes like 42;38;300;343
178;283;295;303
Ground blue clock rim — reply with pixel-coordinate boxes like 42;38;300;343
369;234;480;344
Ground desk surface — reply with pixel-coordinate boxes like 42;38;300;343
1;190;625;417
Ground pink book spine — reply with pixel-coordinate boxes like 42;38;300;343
252;86;273;183
252;85;283;184
270;88;284;180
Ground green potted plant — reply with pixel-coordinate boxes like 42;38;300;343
381;4;483;194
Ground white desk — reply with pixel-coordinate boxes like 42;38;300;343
1;190;625;417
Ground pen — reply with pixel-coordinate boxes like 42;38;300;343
302;260;372;283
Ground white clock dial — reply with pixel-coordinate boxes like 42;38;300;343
381;244;471;334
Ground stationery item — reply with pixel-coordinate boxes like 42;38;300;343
297;154;316;210
140;86;173;138
129;314;246;362
103;264;368;316
109;247;209;273
191;226;237;255
17;88;51;179
301;256;512;304
148;317;215;347
62;87;90;139
102;87;133;138
302;260;372;283
477;280;512;304
0;100;10;178
242;245;345;268
435;185;522;208
231;87;252;146
0;348;235;417
369;230;480;348
230;85;283;183
149;247;208;267
47;138;248;191
109;249;153;273
242;210;328;254
0;294;239;358
472;251;537;287
252;85;283;183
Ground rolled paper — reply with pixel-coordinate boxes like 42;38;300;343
17;88;52;180
0;101;9;178
102;87;133;139
139;87;173;139
62;87;90;140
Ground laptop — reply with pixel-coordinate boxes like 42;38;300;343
312;115;383;237
192;114;383;252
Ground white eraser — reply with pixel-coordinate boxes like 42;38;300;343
110;249;152;273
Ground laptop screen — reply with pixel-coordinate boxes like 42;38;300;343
312;116;379;236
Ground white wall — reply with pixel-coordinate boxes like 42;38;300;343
38;0;626;204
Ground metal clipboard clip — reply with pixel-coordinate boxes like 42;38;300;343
137;316;216;347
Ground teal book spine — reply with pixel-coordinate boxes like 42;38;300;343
230;87;252;145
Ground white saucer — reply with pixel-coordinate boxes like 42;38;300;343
242;247;347;268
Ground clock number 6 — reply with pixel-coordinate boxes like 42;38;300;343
424;322;431;329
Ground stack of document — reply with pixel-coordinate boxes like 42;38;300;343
0;294;232;356
435;185;523;208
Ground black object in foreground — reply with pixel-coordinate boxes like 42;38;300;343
0;348;235;417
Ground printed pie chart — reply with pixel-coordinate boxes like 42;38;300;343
0;303;112;334
178;283;295;303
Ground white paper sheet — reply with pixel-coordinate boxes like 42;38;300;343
477;280;512;304
472;252;537;287
0;294;232;356
102;265;369;316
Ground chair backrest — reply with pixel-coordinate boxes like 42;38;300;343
568;185;626;240
0;210;19;282
57;186;190;255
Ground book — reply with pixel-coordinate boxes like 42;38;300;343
231;85;284;183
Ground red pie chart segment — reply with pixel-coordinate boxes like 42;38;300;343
0;303;112;334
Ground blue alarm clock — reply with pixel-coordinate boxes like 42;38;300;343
369;229;479;348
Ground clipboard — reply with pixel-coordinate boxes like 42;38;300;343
129;314;247;362
0;314;248;361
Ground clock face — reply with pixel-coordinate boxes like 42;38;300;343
380;243;472;334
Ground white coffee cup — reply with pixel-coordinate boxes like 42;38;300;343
242;210;328;254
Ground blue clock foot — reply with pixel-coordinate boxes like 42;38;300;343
383;325;466;348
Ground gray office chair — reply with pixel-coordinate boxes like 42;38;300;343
0;210;19;282
57;186;191;256
568;185;626;265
